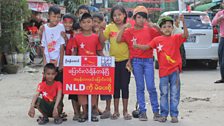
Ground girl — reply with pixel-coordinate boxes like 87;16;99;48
99;5;132;120
116;6;161;121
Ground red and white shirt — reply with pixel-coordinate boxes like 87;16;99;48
121;27;160;59
149;34;187;77
72;33;102;56
37;81;62;102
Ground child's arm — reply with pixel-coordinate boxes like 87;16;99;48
116;23;131;43
133;44;152;50
53;89;62;118
41;47;47;65
180;15;189;38
99;23;107;44
28;92;40;118
72;48;77;56
61;31;68;44
59;44;64;71
97;50;104;56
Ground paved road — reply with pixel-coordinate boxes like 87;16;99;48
0;62;224;126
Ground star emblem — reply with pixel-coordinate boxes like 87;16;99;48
157;44;163;52
80;42;85;48
43;91;48;97
131;37;137;45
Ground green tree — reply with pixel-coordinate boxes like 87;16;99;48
0;0;30;53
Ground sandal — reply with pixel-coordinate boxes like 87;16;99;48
91;116;99;122
73;114;80;121
100;111;111;119
60;112;67;118
123;113;132;120
54;117;63;124
37;116;49;125
110;113;120;120
78;115;87;123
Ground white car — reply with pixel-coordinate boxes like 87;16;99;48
155;11;219;69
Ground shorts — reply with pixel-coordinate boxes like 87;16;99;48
68;95;78;102
100;95;112;101
35;98;63;117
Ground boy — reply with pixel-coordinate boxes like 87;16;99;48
28;63;63;125
41;5;65;72
133;15;188;123
92;13;112;119
116;6;160;121
72;13;103;122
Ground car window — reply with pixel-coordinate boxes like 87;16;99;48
184;15;212;29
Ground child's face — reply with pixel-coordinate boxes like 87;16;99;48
44;68;57;82
49;12;61;26
80;18;93;31
113;9;125;24
135;14;147;27
93;17;102;31
78;9;89;17
161;21;174;36
63;18;73;31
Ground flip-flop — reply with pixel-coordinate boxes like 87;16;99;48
123;113;132;120
100;111;111;119
37;116;49;125
91;116;99;122
78;115;87;123
54;117;63;124
110;113;120;120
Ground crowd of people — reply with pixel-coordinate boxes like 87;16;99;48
27;4;189;125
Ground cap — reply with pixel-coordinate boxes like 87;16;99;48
157;16;173;27
133;6;148;16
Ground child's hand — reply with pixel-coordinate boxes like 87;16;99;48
179;14;185;22
58;63;63;71
61;31;68;42
100;21;107;30
28;107;35;118
126;60;132;72
133;43;139;49
53;108;59;118
124;23;131;29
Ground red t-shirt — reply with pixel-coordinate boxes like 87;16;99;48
121;27;160;59
37;81;62;102
65;31;75;55
149;34;187;77
73;33;102;56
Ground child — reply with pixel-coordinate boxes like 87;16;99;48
62;13;76;55
61;13;82;121
75;5;90;18
99;5;132;120
93;13;105;34
133;15;188;123
116;6;161;121
28;63;63;125
72;13;103;122
41;5;65;74
92;13;105;116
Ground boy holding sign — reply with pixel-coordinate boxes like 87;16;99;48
71;13;103;122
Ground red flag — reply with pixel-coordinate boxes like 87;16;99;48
81;56;97;66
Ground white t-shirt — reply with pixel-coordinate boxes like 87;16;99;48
41;23;65;66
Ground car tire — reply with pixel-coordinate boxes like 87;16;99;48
155;60;159;69
208;60;218;69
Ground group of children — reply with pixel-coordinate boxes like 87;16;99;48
28;4;188;125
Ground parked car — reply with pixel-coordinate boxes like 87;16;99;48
154;11;219;69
